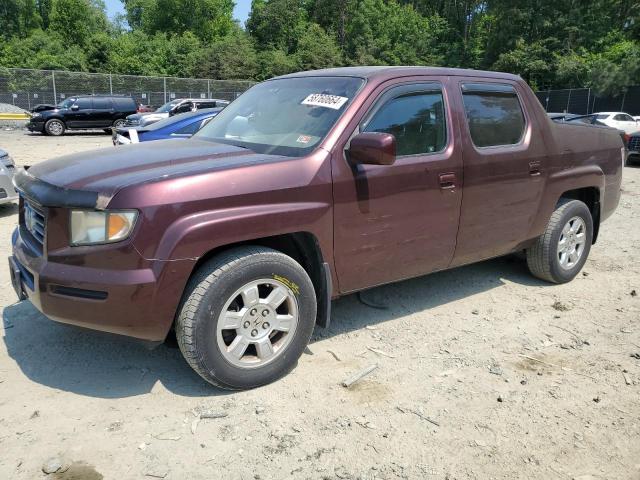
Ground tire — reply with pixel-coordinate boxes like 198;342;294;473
112;118;126;128
526;199;593;284
176;246;317;390
44;119;65;136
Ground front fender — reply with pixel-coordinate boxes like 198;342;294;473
151;201;332;261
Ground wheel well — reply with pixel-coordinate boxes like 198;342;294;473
190;232;329;326
560;187;600;243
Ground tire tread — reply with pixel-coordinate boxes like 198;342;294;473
175;246;313;390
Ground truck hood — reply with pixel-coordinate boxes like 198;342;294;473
17;139;287;209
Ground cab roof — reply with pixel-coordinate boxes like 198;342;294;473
274;66;522;82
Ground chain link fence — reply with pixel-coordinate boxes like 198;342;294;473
0;67;255;111
535;86;640;116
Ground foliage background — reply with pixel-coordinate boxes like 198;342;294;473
1;0;639;94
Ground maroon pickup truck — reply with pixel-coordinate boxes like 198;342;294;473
10;67;623;389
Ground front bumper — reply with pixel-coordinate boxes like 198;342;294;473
26;120;45;132
10;226;174;341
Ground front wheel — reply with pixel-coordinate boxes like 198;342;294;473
112;118;126;128
176;246;317;390
44;119;65;136
526;199;593;283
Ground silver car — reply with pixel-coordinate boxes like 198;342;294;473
0;148;18;204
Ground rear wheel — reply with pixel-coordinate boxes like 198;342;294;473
175;246;317;390
44;119;65;136
526;199;593;283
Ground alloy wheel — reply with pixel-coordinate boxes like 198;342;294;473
216;278;299;369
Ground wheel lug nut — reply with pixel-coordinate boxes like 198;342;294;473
262;309;269;317
250;308;257;316
263;322;270;329
251;329;258;337
243;321;250;328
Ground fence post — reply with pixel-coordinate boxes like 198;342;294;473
52;71;57;102
109;74;113;94
545;90;550;111
207;79;210;98
586;88;591;114
565;89;572;113
621;90;626;111
163;77;167;103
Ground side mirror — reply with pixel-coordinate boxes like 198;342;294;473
70;104;79;111
348;132;396;166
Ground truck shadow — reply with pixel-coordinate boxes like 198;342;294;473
312;254;548;343
2;255;549;398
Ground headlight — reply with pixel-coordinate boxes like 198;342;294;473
70;210;138;246
31;113;41;118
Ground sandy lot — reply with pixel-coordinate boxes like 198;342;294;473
0;128;638;480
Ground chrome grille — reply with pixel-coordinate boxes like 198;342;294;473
628;136;640;152
23;199;46;249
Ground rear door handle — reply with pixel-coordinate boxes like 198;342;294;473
439;172;457;189
529;161;541;176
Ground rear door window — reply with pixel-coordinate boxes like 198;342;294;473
93;98;112;109
461;83;526;147
75;98;92;110
362;84;447;156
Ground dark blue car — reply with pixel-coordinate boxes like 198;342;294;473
112;107;222;145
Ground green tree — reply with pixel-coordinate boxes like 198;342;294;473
256;48;297;80
197;30;259;79
294;23;342;70
247;0;307;52
49;0;108;46
0;0;41;38
123;0;234;41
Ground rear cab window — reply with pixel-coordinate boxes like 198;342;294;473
361;82;447;157
461;83;526;147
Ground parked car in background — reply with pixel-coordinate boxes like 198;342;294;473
594;112;640;134
27;95;137;136
628;132;640;164
112;108;222;145
0;148;18;204
551;114;631;150
125;98;229;127
9;67;623;390
136;103;155;113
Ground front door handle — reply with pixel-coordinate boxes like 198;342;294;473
439;172;457;189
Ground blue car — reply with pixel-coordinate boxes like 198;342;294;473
112;107;222;145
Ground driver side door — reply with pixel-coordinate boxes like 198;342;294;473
331;78;463;293
66;98;93;128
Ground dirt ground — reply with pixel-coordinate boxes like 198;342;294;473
0;128;638;480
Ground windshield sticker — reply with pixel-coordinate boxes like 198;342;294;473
301;94;349;110
296;135;311;144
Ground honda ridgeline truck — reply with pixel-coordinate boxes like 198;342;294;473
9;67;623;389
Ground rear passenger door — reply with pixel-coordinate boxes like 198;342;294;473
450;80;546;267
332;78;463;292
91;97;114;127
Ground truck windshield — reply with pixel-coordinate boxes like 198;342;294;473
194;76;364;157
